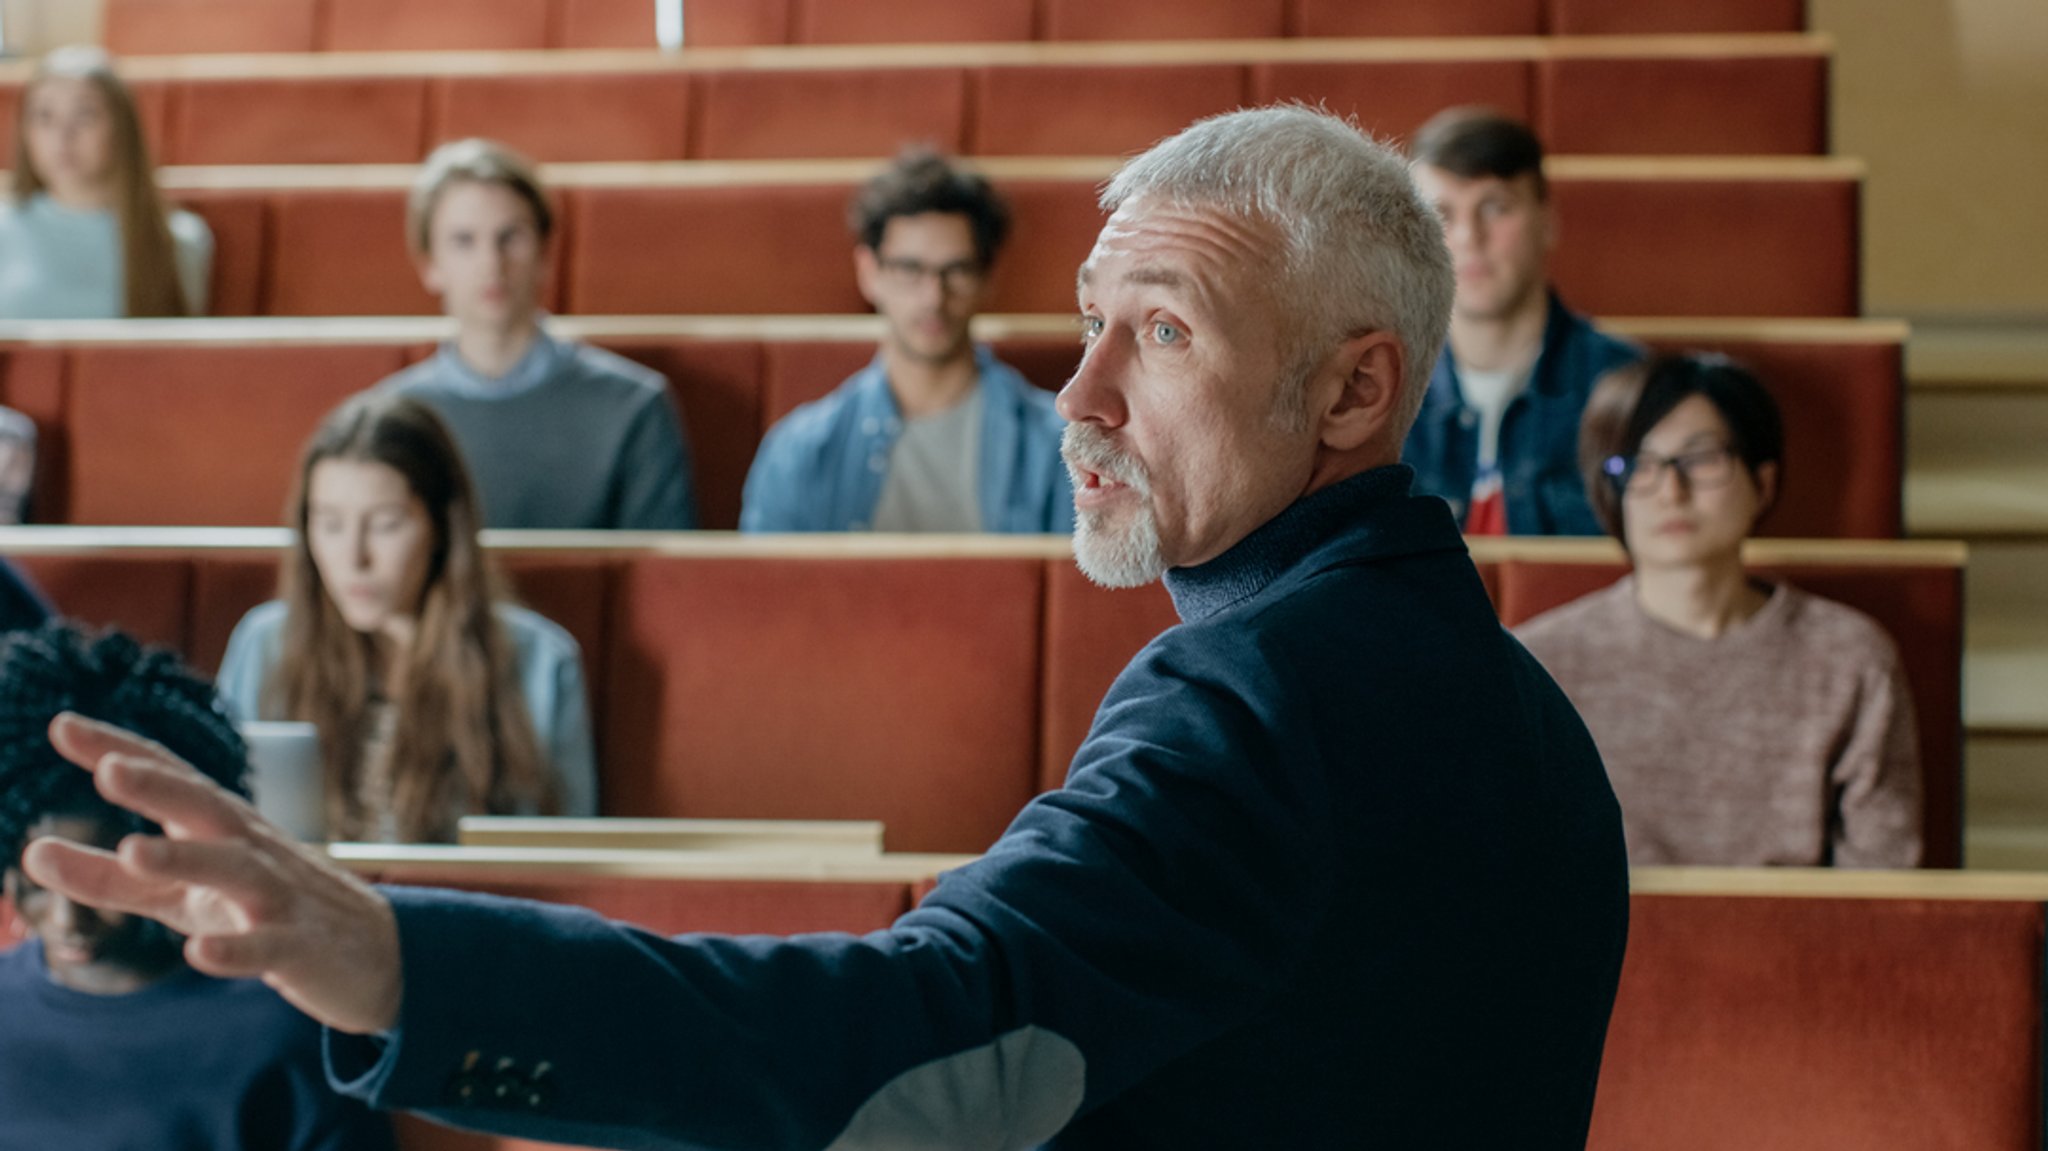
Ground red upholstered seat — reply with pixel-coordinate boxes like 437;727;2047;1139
103;0;320;54
322;0;552;51
1040;0;1285;40
166;191;268;317
983;336;1081;396
1495;559;1965;867
1250;60;1533;146
63;345;408;526
793;0;1035;44
602;556;1046;853
980;181;1108;315
12;555;193;653
970;64;1247;156
1540;55;1828;156
163;78;429;166
265;192;445;317
1037;562;1181;791
0;347;67;523
1550;0;1805;34
1591;895;2040;1149
692;68;967;159
499;556;622;740
562;186;865;315
759;341;877;424
430;73;692;163
188;554;284;674
582;339;768;532
565;0;792;48
1549;177;1859;317
1291;0;1541;36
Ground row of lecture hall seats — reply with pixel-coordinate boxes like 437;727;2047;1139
0;39;1831;163
0;851;2035;1150
101;0;1808;54
0;533;1965;866
0;160;1859;319
0;316;1907;537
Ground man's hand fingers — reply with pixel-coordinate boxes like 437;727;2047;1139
94;752;252;842
18;838;196;932
118;836;283;921
185;928;291;981
48;711;177;770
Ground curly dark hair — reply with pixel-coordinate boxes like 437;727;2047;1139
0;622;248;868
847;148;1012;267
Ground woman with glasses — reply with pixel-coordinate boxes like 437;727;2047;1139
1513;353;1921;867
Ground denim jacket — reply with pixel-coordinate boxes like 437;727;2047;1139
1403;293;1640;535
740;346;1074;534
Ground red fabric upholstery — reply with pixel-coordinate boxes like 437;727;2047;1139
1540;56;1827;156
970;64;1246;156
167;191;268;318
1549;0;1805;34
1549;178;1859;317
561;0;791;48
1291;0;1541;35
1037;561;1181;791
266;192;444;316
1632;334;1902;539
981;180;1108;315
1592;895;2040;1149
188;554;283;674
983;338;1078;395
692;68;967;159
14;555;192;652
64;345;407;525
602;556;1045;853
1250;60;1533;145
760;341;876;424
164;78;429;166
1495;559;1965;868
103;0;320;53
499;556;620;743
322;0;552;51
1041;0;1285;40
794;0;1035;44
582;339;767;531
563;186;864;315
430;73;691;163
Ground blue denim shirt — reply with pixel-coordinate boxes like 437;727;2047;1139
740;346;1074;534
1403;293;1640;536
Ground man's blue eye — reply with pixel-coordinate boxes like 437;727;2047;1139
1154;322;1181;344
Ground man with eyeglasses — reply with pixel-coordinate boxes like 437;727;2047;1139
739;150;1073;533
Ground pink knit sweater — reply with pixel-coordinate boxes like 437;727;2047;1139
1514;577;1922;868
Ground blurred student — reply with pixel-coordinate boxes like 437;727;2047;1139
1403;107;1637;535
0;46;212;318
0;622;395;1150
0;555;51;632
741;149;1072;533
218;392;596;842
1515;353;1922;867
375;138;696;530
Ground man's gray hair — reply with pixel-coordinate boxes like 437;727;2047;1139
1102;105;1454;435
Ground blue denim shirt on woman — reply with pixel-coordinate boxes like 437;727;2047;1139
739;345;1074;534
1403;292;1640;536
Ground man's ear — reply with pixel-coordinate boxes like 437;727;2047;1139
1752;459;1781;523
853;246;881;309
1316;331;1406;453
413;250;443;298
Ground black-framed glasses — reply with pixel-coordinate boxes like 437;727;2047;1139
875;256;985;294
1603;444;1741;495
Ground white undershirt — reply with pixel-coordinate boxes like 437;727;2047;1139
1459;362;1534;471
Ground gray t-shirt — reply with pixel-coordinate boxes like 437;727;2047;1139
378;329;697;530
0;193;212;318
871;389;983;532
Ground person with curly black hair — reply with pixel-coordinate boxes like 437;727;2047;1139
0;621;394;1151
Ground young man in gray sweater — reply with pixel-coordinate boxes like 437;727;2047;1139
375;140;696;531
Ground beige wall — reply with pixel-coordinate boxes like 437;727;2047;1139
1814;0;2048;319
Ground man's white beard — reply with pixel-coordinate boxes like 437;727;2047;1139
1063;423;1166;589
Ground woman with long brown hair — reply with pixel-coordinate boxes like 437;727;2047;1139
217;392;595;842
0;45;211;318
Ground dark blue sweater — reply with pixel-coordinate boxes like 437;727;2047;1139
0;941;394;1151
0;559;51;632
333;466;1629;1149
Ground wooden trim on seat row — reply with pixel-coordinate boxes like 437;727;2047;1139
0;526;1967;568
0;313;1906;348
100;154;1861;193
0;34;1835;84
457;816;887;854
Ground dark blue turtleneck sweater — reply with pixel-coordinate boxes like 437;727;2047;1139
335;466;1629;1150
